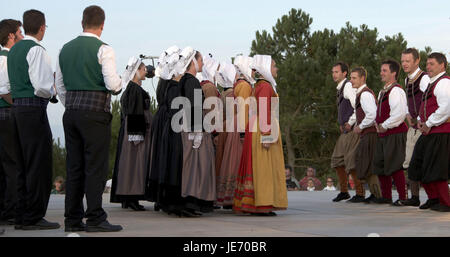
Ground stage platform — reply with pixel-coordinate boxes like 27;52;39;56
1;190;449;237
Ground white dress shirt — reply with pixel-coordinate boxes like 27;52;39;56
337;79;357;125
378;83;408;130
0;47;10;95
356;84;377;130
421;72;450;128
22;35;55;99
405;68;431;115
55;32;123;106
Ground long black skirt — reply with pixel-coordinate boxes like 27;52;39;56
408;133;450;183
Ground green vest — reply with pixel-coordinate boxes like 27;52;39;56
7;40;42;99
0;50;10;107
59;36;107;92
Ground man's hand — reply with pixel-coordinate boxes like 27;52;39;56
420;122;431;135
353;125;362;134
406;114;415;128
339;126;344;134
344;123;352;132
376;123;387;133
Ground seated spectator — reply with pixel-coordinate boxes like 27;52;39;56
306;179;316;191
51;176;65;194
323;177;337;191
299;167;322;190
285;165;300;191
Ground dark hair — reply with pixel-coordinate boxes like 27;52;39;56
381;59;400;80
402;48;420;61
428;52;448;69
351;67;367;80
285;165;293;172
333;62;349;76
0;19;22;47
82;5;105;29
23;10;45;35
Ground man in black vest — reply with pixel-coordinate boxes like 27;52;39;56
330;62;365;203
55;5;123;232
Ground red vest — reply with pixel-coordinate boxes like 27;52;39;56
375;83;408;137
419;74;450;134
355;86;377;137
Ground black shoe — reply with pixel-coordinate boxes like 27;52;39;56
251;212;277;216
223;205;233;210
373;197;393;204
0;218;15;226
180;209;202;217
65;222;86;232
347;195;366;203
419;199;439;210
85;220;123;232
213;205;221;209
363;194;377;204
154;203;161;212
128;201;145;211
22;219;61;230
332;192;351;202
400;196;421;207
392;199;408;206
435;204;450;212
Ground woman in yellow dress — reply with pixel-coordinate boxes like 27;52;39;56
233;55;288;216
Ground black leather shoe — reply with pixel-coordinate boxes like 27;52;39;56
223;205;233;210
373;197;393;204
347;195;366;203
419;198;439;210
22;219;61;230
0;218;15;226
436;204;450;212
400;196;420;206
392;199;408;206
332;192;351;202
251;212;277;216
128;201;145;211
86;220;123;232
65;222;86;232
363;194;377;204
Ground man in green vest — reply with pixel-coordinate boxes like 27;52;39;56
55;5;123;232
7;10;59;230
0;19;23;227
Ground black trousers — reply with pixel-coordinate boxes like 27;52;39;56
0;117;18;220
63;110;112;226
11;106;52;225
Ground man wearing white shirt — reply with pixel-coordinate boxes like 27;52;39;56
0;19;23;226
351;67;382;204
7;10;59;230
330;62;364;202
373;60;409;205
397;48;431;207
55;5;123;232
409;53;450;212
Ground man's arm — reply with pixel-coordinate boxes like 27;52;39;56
425;79;450;128
54;50;66;106
98;45;122;94
27;46;55;99
381;87;407;130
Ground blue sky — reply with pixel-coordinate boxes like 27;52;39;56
2;0;449;144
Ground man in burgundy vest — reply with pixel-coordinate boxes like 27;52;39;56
408;53;450;212
330;62;364;202
397;48;430;207
373;60;408;205
351;67;382;203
